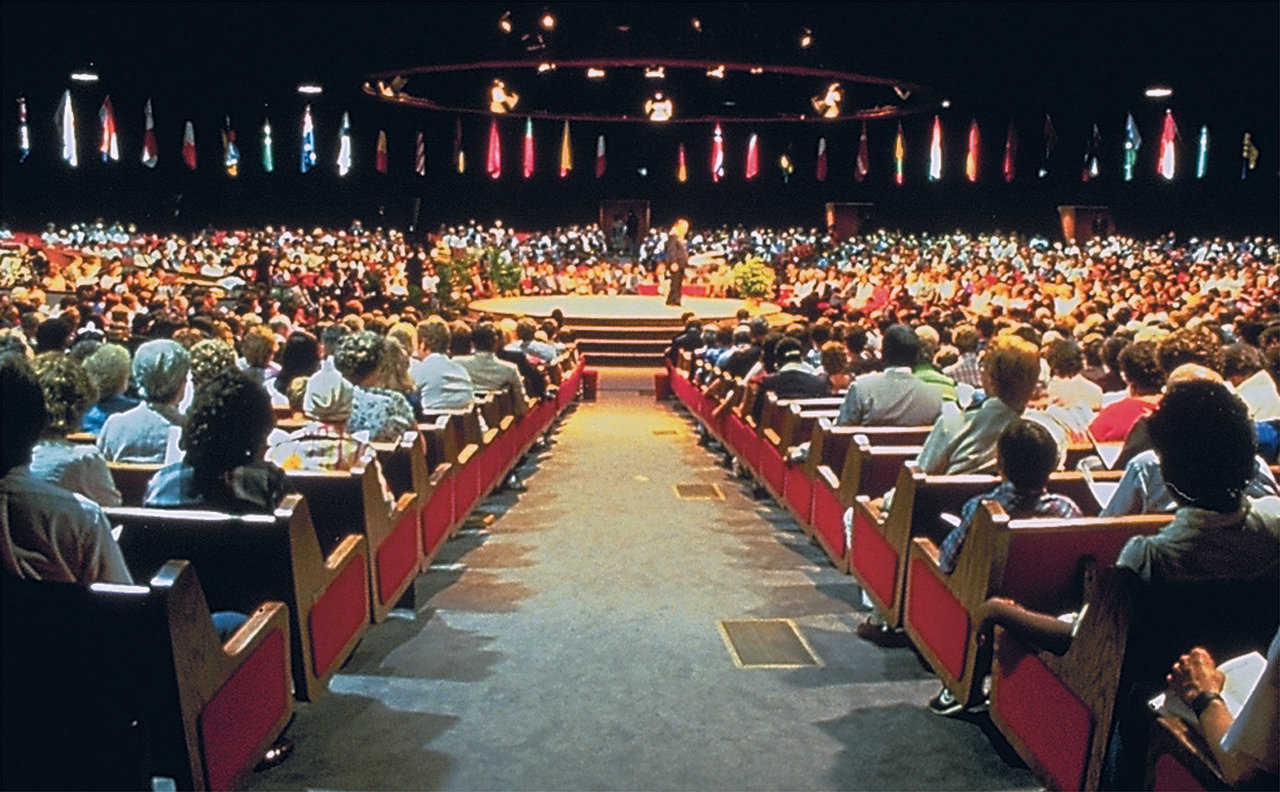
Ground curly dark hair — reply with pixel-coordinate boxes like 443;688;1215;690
1156;326;1224;375
1148;381;1255;512
32;352;97;436
1044;339;1084;378
1;353;48;474
334;331;384;384
1117;341;1165;395
181;369;274;479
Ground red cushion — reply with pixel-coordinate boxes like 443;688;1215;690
309;553;368;678
904;557;969;679
422;477;454;558
1001;527;1159;612
1151;754;1206;792
376;508;420;605
812;484;846;563
198;629;288;791
993;636;1094;791
784;465;813;526
850;510;898;608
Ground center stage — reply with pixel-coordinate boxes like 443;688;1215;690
468;295;785;366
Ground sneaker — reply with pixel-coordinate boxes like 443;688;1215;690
855;618;911;648
927;687;965;717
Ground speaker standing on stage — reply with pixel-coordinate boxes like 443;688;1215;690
665;219;689;306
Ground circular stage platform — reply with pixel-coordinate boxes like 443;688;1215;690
469;295;784;366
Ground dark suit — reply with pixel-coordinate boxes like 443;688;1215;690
760;367;829;399
665;236;687;306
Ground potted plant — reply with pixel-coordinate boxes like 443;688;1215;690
730;254;776;307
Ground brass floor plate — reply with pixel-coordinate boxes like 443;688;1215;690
674;483;724;500
717;618;823;668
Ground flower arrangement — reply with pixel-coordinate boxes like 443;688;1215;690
730;254;776;300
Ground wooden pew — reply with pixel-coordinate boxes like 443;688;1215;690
109;461;162;506
416;415;460;565
422;406;484;522
286;450;421;624
903;501;1171;708
2;560;293;791
1144;715;1232;791
110;494;369;701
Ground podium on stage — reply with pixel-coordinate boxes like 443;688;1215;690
1057;205;1114;242
825;203;874;240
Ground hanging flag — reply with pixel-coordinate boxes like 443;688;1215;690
454;117;465;174
300;104;316;173
965;119;980;182
1082;123;1101;182
779;144;795;183
522;117;534;179
182;120;196;171
1123;112;1142;182
815;136;828;182
594;134;606;178
893;121;905;185
1002;120;1017;183
261;117;274;173
18;97;30;163
711;124;725;182
98;96;119;162
337;111;352;176
1038;114;1057;178
1195;125;1208;179
376;129;388;174
676;142;687;183
414;131;426;176
54;90;77;167
745;133;759;180
558;120;572;178
928;116;942;181
855;122;870;182
141;99;158;168
487;118;502;180
1241;132;1259;179
1157;109;1176;180
221;115;239;177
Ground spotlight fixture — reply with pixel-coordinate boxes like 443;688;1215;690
644;92;674;122
498;11;512;33
811;82;842;118
297;83;323;95
799;28;813;48
1144;86;1173;99
540;10;556;30
645;65;666;79
489;79;519;113
690;17;702;32
706;65;725;79
893;85;911;101
70;66;100;82
940;98;951;108
586;67;606;79
749;66;764;75
522;32;547;51
537;62;556;73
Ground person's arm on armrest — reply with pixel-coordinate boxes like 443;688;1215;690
974;596;1074;656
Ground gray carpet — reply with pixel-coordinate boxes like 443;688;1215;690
246;385;1038;791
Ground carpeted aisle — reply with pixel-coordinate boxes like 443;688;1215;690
247;375;1037;791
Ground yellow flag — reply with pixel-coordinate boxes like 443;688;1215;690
558;120;572;178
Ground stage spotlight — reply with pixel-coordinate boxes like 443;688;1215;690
691;17;702;32
540;10;556;30
940;98;951;108
645;65;666;79
811;82;842;118
498;11;512;33
489;79;519;113
1144;86;1173;99
706;65;726;79
799;28;813;48
70;65;99;82
297;83;323;95
893;85;911;100
749;66;764;75
644;92;674;122
586;67;606;79
638;166;649;176
537;62;556;73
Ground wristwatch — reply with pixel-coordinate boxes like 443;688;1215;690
1190;690;1224;717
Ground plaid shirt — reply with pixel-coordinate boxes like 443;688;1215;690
938;481;1082;573
944;352;983;389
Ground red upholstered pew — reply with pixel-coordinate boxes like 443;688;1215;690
2;560;293;791
111;495;370;702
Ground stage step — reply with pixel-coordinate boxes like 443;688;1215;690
583;351;667;367
568;324;679;341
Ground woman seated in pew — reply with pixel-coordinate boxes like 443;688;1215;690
97;339;190;464
180;338;237;413
29;353;122;507
80;343;138;434
266;366;371;472
819;341;852;393
333;331;415;443
263;330;320;411
144;370;286;513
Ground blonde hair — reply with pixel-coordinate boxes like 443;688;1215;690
981;334;1041;408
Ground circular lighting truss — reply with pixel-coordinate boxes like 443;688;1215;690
363;58;938;123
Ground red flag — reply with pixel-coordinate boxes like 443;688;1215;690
855;122;869;182
595;134;606;178
815;137;828;181
965;119;980;182
182;120;197;171
1002;120;1017;183
486;118;501;180
141;99;158;168
745;133;759;180
375;130;388;173
522;117;534;179
1158;109;1177;180
99;96;119;162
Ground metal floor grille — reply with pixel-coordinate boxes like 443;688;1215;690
674;483;724;500
717;619;822;668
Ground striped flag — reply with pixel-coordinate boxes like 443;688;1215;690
1002;120;1017;183
414;131;426;176
522;117;534;179
336;111;352;176
99;96;119;162
711;124;725;182
262;117;274;173
815;136;827;182
18;97;30;162
1157;109;1176;180
893;121;904;185
1123;112;1141;182
855;122;869;182
141;99;158;168
745;133;759;181
487;118;501;180
558;120;572;178
594;134;606;178
300;105;316;173
182;120;196;171
928;116;942;181
54;90;77;167
375;129;388;174
221;115;239;177
676;142;687;183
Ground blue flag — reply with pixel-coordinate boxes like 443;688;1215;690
1123;113;1142;182
301;104;316;173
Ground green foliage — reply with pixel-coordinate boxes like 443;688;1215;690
731;255;776;299
487;246;522;295
434;256;461;306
